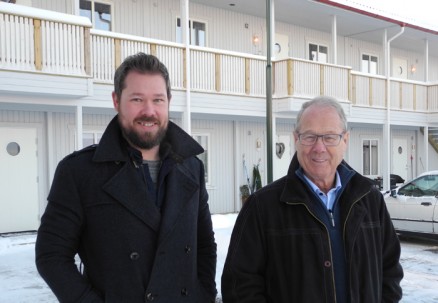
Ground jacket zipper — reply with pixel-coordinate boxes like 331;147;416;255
343;190;371;300
285;201;337;303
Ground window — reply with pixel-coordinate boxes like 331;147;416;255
192;134;210;183
362;139;379;176
83;131;103;147
309;43;328;63
361;54;378;74
80;0;112;31
176;18;206;47
398;174;438;197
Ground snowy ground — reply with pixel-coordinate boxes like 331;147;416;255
1;213;437;302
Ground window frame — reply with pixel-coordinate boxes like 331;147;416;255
308;42;328;63
79;0;113;31
176;17;207;47
362;138;379;177
361;52;379;74
191;133;211;185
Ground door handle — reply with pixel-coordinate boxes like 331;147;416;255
421;202;432;206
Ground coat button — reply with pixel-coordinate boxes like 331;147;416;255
181;288;189;296
130;252;140;260
324;260;332;267
146;293;154;301
185;245;191;253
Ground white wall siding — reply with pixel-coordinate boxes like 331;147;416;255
30;0;75;14
0;109;45;123
191;118;235;214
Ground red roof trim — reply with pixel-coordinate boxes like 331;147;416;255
315;0;438;35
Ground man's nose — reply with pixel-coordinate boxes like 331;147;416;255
140;100;155;114
312;136;327;150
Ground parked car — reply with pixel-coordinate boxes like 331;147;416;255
383;171;438;241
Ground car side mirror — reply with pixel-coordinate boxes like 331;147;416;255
390;189;397;197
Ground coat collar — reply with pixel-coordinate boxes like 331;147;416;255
93;115;204;163
281;153;372;208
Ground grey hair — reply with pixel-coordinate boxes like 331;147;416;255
295;96;347;133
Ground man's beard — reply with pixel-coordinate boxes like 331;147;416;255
122;119;167;150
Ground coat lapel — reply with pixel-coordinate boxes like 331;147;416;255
102;162;161;232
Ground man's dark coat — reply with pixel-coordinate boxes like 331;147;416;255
36;116;217;302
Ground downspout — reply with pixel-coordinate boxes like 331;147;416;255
181;0;191;134
332;15;337;65
384;26;404;190
424;39;429;172
266;0;273;184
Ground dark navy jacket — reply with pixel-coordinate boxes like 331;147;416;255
36;116;217;302
222;154;403;303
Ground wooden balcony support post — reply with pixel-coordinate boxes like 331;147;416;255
84;27;91;76
183;48;187;89
399;82;403;109
33;19;42;71
150;44;157;57
413;84;417;110
348;70;352;102
245;58;250;95
287;59;293;96
349;73;357;104
320;64;324;95
369;77;373;106
215;53;221;92
114;38;122;68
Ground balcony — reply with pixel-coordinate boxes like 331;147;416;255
1;4;438;112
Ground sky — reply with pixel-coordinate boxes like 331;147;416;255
333;0;438;31
1;213;438;302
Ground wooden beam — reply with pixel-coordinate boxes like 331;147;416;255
245;58;250;95
215;54;221;92
320;65;324;95
114;38;121;68
413;84;417;110
33;19;42;71
150;44;157;57
183;48;187;89
83;27;91;76
287;59;293;95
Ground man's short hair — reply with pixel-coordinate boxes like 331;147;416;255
295;96;347;133
113;52;172;100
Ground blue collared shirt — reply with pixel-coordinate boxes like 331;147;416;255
303;171;342;210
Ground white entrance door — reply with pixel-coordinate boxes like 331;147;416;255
273;135;291;181
392;57;408;79
0;127;39;233
274;33;289;60
392;137;409;182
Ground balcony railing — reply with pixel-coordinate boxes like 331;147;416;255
1;4;438;112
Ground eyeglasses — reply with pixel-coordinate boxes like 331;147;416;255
297;133;345;146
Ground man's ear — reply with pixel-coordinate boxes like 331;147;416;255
112;91;119;112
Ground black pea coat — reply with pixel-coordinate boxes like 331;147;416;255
36;116;217;302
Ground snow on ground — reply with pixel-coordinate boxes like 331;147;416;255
1;213;437;302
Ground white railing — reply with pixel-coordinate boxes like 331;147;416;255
41;21;86;75
273;59;349;100
390;79;428;111
351;72;387;108
0;4;91;75
0;4;436;113
0;13;35;71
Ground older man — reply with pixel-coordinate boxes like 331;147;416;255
222;96;403;303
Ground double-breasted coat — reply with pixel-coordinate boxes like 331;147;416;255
36;116;217;302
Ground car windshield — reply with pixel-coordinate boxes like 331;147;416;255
398;174;438;197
